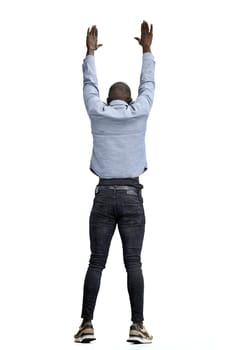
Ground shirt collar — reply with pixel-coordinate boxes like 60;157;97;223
109;100;129;107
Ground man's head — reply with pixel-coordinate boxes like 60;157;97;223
107;82;132;105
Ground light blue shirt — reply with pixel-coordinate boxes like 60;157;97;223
82;52;155;178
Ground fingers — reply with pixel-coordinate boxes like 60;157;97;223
88;22;152;38
141;20;149;33
134;37;141;44
86;25;103;50
141;20;153;34
150;23;153;34
90;25;97;36
87;25;97;37
141;21;146;34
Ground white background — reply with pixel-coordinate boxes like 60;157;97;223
0;1;233;349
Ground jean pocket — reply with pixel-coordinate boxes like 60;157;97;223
125;191;144;205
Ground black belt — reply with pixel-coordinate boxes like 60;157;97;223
95;185;139;194
98;177;143;189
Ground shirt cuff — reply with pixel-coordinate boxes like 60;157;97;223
143;52;153;58
84;54;95;63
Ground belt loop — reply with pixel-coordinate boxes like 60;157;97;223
139;188;142;200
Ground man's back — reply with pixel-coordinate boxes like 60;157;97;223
82;51;155;178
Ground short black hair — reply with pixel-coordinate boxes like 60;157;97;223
107;82;132;104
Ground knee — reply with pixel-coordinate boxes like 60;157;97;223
89;253;107;271
124;254;142;271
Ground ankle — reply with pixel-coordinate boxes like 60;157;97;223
81;319;92;326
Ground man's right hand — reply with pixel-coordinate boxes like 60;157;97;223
86;25;103;56
134;20;153;53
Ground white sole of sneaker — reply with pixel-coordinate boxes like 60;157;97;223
74;335;96;343
127;336;152;344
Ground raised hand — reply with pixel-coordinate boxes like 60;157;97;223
86;25;103;55
134;20;153;53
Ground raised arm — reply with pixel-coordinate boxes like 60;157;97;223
133;20;155;113
83;25;103;114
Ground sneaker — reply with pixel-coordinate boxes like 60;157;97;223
74;322;96;343
127;322;153;344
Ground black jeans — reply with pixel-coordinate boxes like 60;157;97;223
81;178;145;323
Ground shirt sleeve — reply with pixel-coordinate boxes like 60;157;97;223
132;52;155;115
82;55;103;115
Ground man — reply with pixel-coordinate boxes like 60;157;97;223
74;20;155;344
